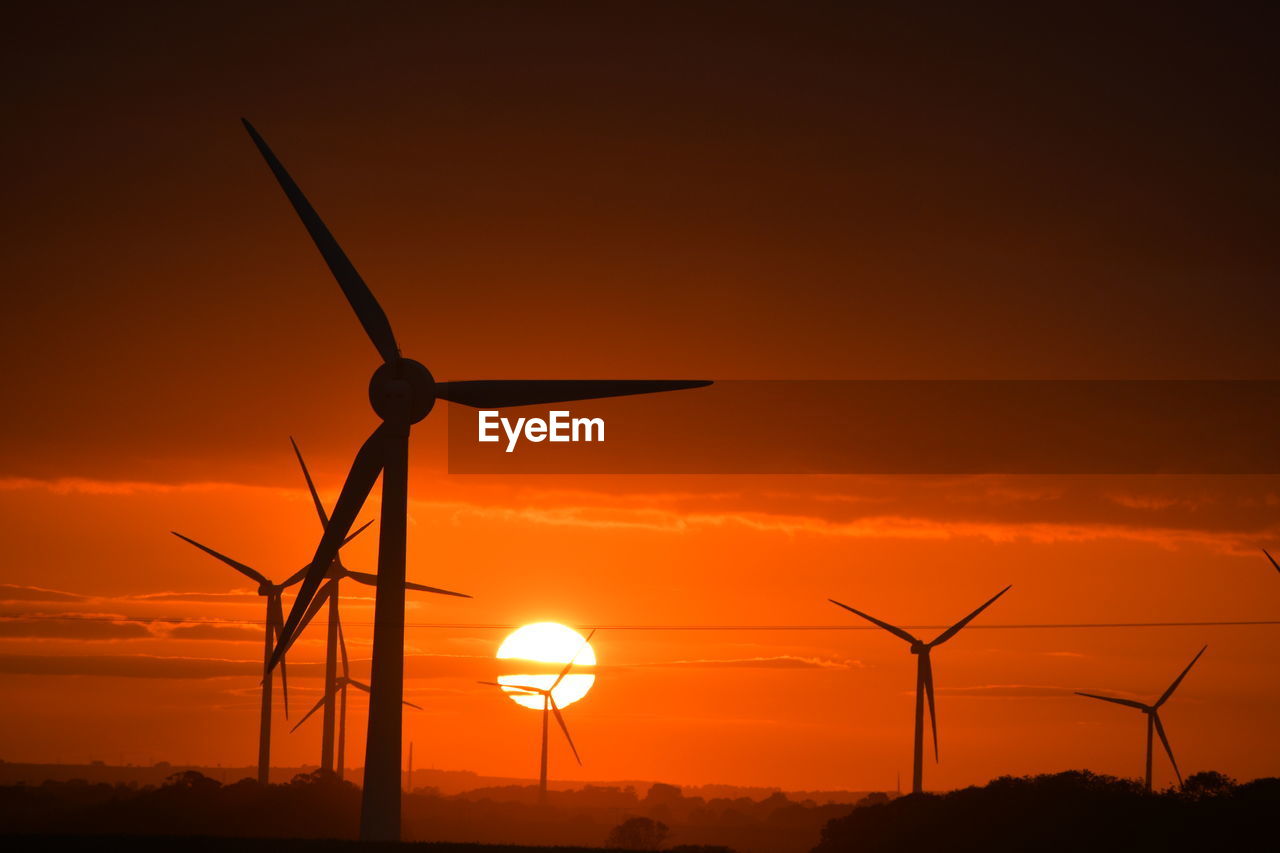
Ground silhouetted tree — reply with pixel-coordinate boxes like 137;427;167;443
815;770;1278;853
1181;771;1235;799
646;783;683;805
607;816;670;849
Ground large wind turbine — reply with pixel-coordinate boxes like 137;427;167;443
480;629;596;803
288;436;468;775
1076;645;1207;792
168;525;366;783
291;612;421;781
242;119;711;840
829;586;1011;794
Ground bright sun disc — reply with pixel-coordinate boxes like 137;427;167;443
496;622;596;710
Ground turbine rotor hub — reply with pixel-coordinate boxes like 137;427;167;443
368;358;436;423
910;642;928;655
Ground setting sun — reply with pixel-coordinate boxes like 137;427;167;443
496;623;597;710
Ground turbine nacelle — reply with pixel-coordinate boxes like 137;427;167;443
369;358;435;424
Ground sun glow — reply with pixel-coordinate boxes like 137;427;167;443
496;622;596;710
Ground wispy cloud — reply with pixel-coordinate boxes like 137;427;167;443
0;616;153;641
0;653;261;678
165;623;262;642
0;584;87;603
934;684;1076;699
622;655;856;671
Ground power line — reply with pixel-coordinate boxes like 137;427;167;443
2;614;1278;630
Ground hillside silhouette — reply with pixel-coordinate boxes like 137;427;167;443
0;770;868;853
815;770;1279;853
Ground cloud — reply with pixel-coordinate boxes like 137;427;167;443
934;684;1076;699
0;616;154;640
0;584;87;603
0;477;256;497
7;472;1280;558
0;653;261;679
623;655;855;671
125;591;261;604
165;623;262;642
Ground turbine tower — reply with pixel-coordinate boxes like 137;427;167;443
829;586;1011;794
170;532;296;784
288;436;468;774
242;119;711;841
1076;645;1207;791
480;629;596;803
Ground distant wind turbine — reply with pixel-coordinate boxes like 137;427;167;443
291;611;421;780
287;437;469;775
242;118;710;840
829;586;1011;794
480;628;596;804
1076;645;1207;791
168;523;369;783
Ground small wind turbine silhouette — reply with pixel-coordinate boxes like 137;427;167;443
168;525;367;783
242;119;710;840
1076;645;1207;792
829;586;1011;794
291;613;421;781
287;437;468;775
480;628;597;804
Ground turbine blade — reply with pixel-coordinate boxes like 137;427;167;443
1151;712;1182;787
434;379;712;409
269;594;290;719
1074;691;1149;711
290;436;330;528
549;697;583;766
921;653;939;763
272;424;388;668
287;580;337;658
342;519;375;547
402;699;423;711
930;585;1012;647
551;628;597;690
403;579;473;598
828;599;920;645
241;119;399;363
170;532;269;587
1155;646;1208;709
1264;548;1280;573
478;681;544;695
340;568;470;599
348;678;371;694
290;694;327;733
337;606;349;678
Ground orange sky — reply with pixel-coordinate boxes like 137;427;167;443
2;2;1279;792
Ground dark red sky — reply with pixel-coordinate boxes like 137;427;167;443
2;2;1279;791
5;2;1279;479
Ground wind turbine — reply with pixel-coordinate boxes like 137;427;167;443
288;436;469;775
168;524;368;784
242;119;711;841
480;628;596;803
291;612;421;781
829;586;1011;794
1076;645;1207;792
